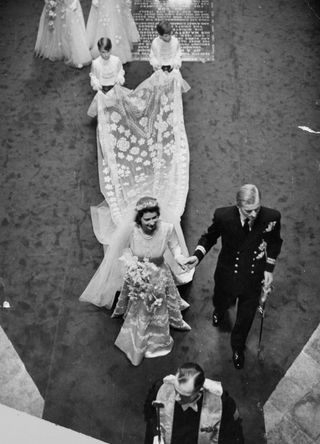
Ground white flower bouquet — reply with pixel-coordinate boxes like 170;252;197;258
120;254;167;312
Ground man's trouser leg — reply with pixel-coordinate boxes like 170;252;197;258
212;285;232;314
231;295;258;351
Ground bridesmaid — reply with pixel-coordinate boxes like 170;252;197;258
150;20;182;72
35;0;91;68
89;37;125;93
86;0;140;63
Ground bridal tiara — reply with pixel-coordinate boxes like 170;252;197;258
135;199;159;211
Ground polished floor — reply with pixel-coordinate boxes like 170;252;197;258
0;0;320;443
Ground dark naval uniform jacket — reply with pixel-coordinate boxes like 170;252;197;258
194;206;283;300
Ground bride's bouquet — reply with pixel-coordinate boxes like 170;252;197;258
120;253;167;312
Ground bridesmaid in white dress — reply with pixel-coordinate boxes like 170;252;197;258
35;0;92;68
86;0;140;63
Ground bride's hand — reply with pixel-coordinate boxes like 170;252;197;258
183;256;199;269
175;256;188;271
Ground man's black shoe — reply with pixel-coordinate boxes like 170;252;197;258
212;311;224;327
233;350;245;369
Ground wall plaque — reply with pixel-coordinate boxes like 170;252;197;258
131;0;214;62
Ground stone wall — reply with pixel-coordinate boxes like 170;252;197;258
264;324;320;443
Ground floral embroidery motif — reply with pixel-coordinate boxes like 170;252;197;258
139;117;148;127
46;0;58;31
117;138;130;152
110;111;121;123
130;146;140;155
96;71;190;226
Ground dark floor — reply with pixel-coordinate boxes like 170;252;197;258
0;0;320;443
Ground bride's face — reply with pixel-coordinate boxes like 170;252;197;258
140;211;159;234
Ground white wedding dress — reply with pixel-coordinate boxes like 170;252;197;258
112;221;190;366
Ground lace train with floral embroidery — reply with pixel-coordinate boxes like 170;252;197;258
88;69;190;240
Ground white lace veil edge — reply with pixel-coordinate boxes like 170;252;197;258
79;205;136;309
164;217;194;285
79;201;194;308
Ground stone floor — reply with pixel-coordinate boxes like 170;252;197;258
0;326;44;417
0;0;320;443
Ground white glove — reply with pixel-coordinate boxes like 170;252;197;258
175;255;188;271
153;436;165;444
90;75;102;91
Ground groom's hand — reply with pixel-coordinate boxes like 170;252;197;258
263;271;273;288
184;256;199;269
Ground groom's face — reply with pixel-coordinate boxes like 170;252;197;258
239;200;261;223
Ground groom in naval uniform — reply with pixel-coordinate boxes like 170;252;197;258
185;184;283;369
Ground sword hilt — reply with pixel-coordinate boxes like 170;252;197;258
259;284;273;306
257;285;273;358
152;401;164;443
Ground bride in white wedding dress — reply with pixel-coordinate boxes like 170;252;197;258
94;196;191;366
